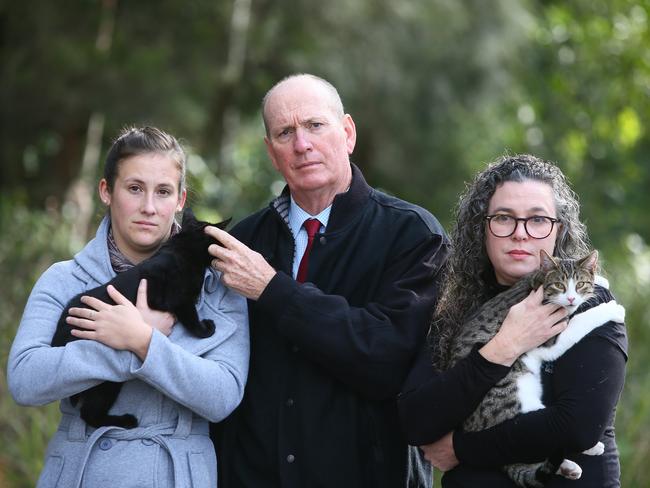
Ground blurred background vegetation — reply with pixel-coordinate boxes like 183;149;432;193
1;0;649;486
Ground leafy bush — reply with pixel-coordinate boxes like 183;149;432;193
0;197;77;487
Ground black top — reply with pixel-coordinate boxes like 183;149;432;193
212;164;450;488
398;285;628;487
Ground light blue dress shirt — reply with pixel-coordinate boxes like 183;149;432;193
288;196;331;279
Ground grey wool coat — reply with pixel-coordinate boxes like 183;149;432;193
7;217;249;488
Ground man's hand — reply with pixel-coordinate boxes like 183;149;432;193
419;432;459;472
205;225;276;300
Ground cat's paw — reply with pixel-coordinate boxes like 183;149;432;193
120;414;138;429
583;441;605;456
557;459;582;480
198;319;216;338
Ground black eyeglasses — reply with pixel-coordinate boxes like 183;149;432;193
485;214;559;239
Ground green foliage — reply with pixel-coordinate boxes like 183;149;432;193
485;3;650;483
608;235;650;487
0;197;74;487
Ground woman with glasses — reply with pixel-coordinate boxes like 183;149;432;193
398;154;627;487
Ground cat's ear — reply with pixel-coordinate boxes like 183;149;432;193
181;208;197;227
539;249;558;271
579;250;599;273
215;217;232;230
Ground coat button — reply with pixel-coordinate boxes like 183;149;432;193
319;236;327;245
99;439;113;451
286;398;294;407
287;454;295;463
142;439;155;446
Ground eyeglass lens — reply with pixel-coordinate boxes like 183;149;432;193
488;215;554;239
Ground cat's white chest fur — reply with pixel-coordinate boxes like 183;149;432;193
517;299;625;413
549;277;583;311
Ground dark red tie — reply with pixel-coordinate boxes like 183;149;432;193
296;218;321;283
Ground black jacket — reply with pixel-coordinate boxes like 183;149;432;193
212;164;449;488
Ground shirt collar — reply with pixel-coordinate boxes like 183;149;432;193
288;196;332;238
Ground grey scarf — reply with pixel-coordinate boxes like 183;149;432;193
107;220;181;273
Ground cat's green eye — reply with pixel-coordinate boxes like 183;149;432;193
554;283;566;292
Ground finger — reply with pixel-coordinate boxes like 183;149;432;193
530;287;544;301
523;287;542;305
135;279;149;309
66;315;95;330
552;316;569;328
208;243;228;260
68;306;94;318
79;295;112;311
549;306;569;318
205;226;251;253
69;307;98;322
211;258;224;271
106;284;131;306
70;328;96;339
547;322;567;339
204;226;238;248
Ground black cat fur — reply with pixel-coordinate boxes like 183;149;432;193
51;208;229;429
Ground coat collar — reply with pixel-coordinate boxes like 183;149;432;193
271;163;371;233
72;216;116;285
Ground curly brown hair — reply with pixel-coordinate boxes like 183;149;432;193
431;154;592;369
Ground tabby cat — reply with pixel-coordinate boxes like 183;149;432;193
446;249;625;487
51;208;228;429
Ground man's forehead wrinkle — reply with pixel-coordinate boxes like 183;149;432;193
267;98;333;130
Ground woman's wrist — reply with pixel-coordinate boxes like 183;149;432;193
479;334;518;366
131;322;153;361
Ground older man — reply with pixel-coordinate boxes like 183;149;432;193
207;74;448;488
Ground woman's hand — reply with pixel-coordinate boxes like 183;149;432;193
135;279;175;336
420;432;459;471
66;285;153;361
480;287;568;366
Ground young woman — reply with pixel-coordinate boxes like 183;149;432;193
399;154;627;487
8;126;249;487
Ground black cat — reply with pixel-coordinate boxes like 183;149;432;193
51;208;228;429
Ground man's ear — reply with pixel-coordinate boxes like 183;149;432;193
342;114;357;155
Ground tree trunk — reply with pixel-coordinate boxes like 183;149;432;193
203;0;252;172
63;0;115;248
